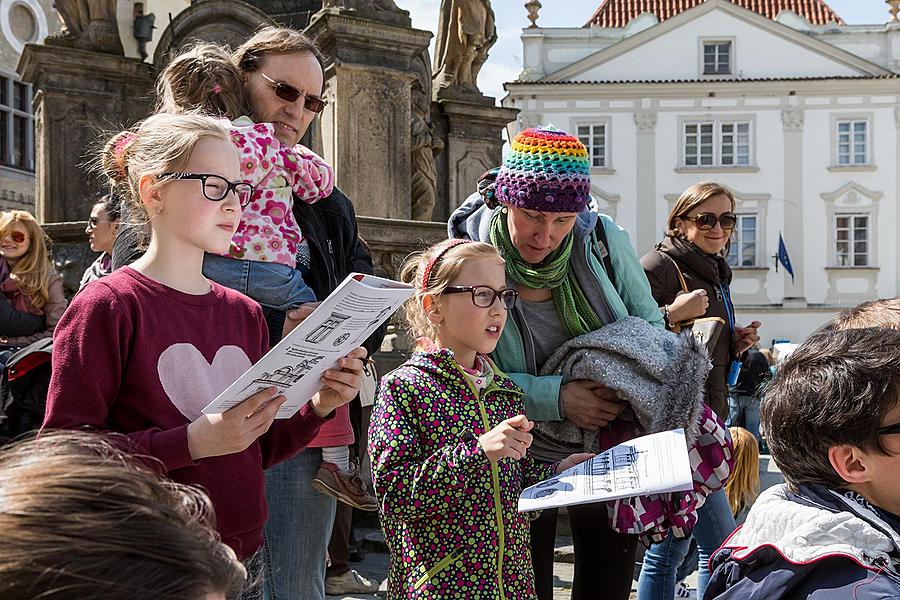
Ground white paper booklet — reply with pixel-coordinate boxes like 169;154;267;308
203;273;413;419
518;429;693;512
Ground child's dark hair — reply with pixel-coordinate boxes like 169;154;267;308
156;42;249;119
398;239;503;339
0;430;246;600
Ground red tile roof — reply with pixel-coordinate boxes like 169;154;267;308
585;0;844;28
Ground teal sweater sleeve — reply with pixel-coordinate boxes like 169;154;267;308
599;215;666;330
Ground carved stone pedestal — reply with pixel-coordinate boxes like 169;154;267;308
306;11;431;219
17;44;154;223
432;99;518;220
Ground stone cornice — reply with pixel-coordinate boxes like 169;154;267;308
506;78;900;99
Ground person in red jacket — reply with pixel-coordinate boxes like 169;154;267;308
42;113;365;600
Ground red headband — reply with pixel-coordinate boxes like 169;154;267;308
421;239;472;291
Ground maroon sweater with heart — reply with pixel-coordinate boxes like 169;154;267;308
43;267;330;560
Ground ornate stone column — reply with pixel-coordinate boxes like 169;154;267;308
17;44;155;224
781;108;806;305
306;11;432;219
634;109;657;254
431;100;518;218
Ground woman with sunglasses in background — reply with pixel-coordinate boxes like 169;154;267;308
79;194;121;290
0;210;66;348
637;182;760;600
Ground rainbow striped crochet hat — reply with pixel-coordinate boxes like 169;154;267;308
494;125;592;213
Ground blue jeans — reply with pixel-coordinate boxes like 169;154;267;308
203;253;316;311
726;394;762;446
263;448;337;600
637;489;736;600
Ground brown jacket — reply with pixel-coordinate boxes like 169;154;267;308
640;236;735;419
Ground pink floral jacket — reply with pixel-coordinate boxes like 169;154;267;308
228;118;334;267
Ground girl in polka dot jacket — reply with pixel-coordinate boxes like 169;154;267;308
369;240;593;599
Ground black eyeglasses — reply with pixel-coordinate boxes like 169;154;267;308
878;422;900;436
158;173;255;208
443;285;519;310
259;72;326;114
686;212;737;231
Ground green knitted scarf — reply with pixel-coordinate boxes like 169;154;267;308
489;210;602;338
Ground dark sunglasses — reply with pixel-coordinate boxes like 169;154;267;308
878;422;900;436
686;212;737;231
1;230;27;244
259;72;326;114
158;173;255;208
443;285;519;310
87;217;111;229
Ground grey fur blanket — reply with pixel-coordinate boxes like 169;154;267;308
536;316;712;452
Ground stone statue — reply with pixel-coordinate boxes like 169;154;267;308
410;50;443;221
321;0;411;26
47;0;124;54
433;0;497;95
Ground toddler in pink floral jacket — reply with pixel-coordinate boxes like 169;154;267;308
155;43;333;317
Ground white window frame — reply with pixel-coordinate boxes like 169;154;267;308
0;74;34;173
698;37;735;77
836;119;868;166
830;113;874;171
833;213;870;267
727;213;758;268
572;118;612;172
680;116;754;169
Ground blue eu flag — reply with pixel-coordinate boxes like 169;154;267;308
777;233;795;283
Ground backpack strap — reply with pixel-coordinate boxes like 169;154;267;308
592;216;616;289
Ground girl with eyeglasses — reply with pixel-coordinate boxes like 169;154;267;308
43;113;366;600
638;182;761;600
0;210;67;347
155;43;334;344
370;238;593;599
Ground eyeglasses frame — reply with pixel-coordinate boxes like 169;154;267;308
258;71;327;114
685;212;738;231
158;172;255;208
443;285;519;310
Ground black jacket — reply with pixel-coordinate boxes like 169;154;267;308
292;187;384;358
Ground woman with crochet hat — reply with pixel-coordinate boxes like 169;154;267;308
448;126;664;600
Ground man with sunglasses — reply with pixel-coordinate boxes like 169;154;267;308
706;325;900;600
232;28;385;600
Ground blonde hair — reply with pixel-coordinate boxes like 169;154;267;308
667;182;736;254
725;426;760;516
156;43;249;119
399;240;503;339
828;298;900;332
0;210;54;310
0;430;245;600
101;113;232;224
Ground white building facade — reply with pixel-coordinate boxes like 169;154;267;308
503;0;900;345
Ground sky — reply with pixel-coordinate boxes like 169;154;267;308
399;0;892;103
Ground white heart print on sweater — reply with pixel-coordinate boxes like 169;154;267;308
157;343;253;421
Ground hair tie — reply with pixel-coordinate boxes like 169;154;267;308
421;239;472;291
113;132;136;179
212;83;222;95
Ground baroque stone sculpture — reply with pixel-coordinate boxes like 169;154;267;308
433;0;497;96
47;0;124;54
321;0;411;26
410;50;443;221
